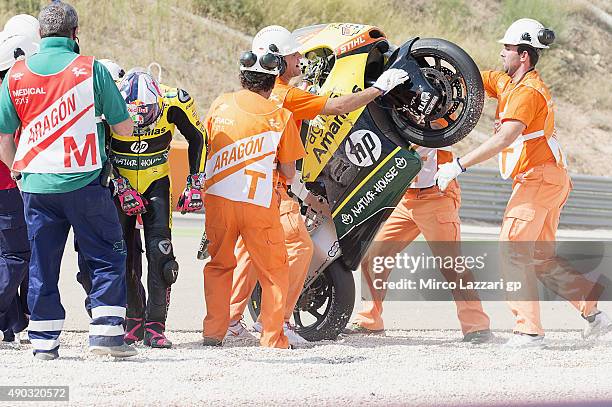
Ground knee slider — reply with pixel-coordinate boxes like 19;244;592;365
149;237;178;286
162;259;179;286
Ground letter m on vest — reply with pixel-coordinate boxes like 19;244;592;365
63;133;98;168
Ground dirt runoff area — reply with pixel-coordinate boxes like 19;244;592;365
2;224;611;406
1;328;611;406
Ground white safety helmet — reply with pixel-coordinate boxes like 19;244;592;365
0;31;39;72
498;18;555;49
239;46;282;75
3;14;41;44
252;25;301;56
99;58;126;82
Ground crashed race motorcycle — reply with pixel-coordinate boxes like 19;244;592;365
205;23;485;341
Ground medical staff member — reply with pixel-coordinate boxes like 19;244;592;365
226;25;410;344
0;1;136;359
434;18;612;348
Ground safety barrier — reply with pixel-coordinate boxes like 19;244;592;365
459;168;612;228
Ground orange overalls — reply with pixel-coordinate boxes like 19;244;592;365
483;69;598;335
354;148;491;333
229;78;329;323
202;89;304;348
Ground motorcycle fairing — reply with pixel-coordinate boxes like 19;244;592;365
294;23;383;58
300;108;421;284
301;53;370;182
317;105;421;270
296;24;389;182
294;23;422;270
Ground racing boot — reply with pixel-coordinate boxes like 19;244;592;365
143;321;172;349
124;317;144;345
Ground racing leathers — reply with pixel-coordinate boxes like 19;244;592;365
110;86;206;336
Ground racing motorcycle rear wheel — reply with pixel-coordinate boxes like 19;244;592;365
387;38;484;148
248;259;355;341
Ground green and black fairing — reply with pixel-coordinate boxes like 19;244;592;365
311;104;421;271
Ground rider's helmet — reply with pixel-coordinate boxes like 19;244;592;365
0;31;39;79
252;25;301;56
118;69;163;132
99;58;125;82
498;18;555;49
3;14;41;44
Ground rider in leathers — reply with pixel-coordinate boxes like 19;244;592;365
111;70;206;348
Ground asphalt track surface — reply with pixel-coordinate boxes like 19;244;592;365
1;214;611;406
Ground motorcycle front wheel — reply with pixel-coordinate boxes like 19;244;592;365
247;259;355;341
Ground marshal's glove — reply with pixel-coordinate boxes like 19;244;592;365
373;68;410;95
434;158;466;191
112;176;148;216
177;173;204;214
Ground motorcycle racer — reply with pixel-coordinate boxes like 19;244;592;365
111;69;206;348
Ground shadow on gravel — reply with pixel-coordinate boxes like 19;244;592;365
332;329;493;348
543;342;598;351
334;329;609;351
241;355;368;365
337;335;459;348
174;340;224;349
103;329;607;355
175;339;268;349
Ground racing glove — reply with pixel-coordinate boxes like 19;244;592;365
112;176;148;216
373;68;410;95
177;173;204;214
434;158;466;191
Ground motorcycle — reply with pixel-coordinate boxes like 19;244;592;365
231;23;484;341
